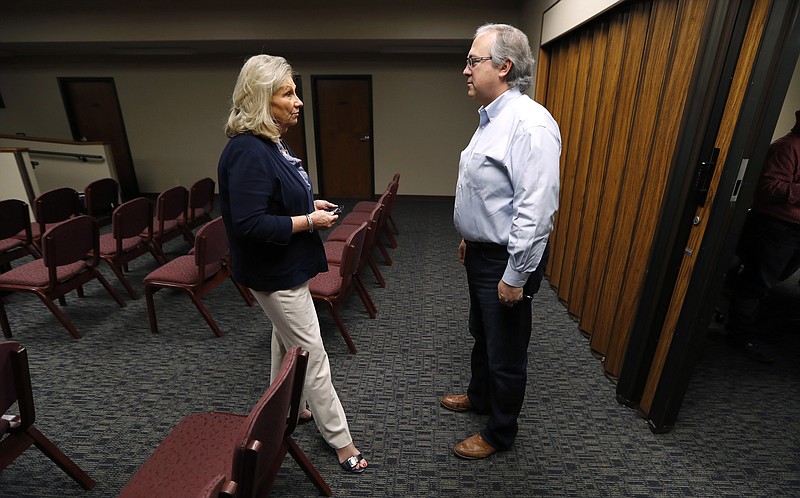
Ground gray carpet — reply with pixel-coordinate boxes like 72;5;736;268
0;198;798;497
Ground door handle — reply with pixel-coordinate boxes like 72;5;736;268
359;135;370;142
692;147;719;207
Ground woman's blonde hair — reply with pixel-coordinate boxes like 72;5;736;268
224;54;293;139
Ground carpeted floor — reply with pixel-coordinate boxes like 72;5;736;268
0;198;797;497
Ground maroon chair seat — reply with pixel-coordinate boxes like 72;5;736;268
144;217;239;337
322;239;377;318
0;341;95;490
0;238;24;253
119;346;331;498
185;246;255;308
310;222;369;354
0;216;127;340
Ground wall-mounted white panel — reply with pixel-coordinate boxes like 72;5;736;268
541;0;625;45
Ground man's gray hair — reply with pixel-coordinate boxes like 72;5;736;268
475;23;535;92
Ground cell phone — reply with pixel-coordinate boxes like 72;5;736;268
330;205;343;214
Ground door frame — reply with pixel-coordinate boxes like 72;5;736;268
310;75;375;198
58;77;140;200
618;0;800;431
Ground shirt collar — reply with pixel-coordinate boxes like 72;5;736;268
477;87;522;126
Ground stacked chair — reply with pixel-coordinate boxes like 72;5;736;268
312;222;369;354
352;174;400;249
119;346;332;497
325;202;383;313
315;173;401;354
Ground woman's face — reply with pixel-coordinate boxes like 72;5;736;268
270;78;303;133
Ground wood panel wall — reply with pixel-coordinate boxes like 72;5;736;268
537;0;713;378
639;0;771;414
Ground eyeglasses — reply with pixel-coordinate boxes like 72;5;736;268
465;56;492;68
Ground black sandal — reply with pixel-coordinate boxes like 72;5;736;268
340;453;366;474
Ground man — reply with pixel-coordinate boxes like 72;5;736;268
726;110;800;364
441;23;561;459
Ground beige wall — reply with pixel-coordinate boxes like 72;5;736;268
0;1;527;197
0;56;478;196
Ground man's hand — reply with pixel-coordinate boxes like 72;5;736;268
457;239;466;266
498;280;523;307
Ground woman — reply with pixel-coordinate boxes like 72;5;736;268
217;54;368;473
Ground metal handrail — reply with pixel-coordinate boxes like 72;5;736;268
28;149;104;162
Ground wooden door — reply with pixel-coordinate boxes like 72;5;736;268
312;76;374;199
58;78;140;200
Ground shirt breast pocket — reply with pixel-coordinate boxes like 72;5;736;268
470;153;510;199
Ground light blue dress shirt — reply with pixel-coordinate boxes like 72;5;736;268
454;87;561;288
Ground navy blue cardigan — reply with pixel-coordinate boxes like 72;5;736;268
218;133;328;292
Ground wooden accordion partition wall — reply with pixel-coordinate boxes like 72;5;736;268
535;0;800;431
536;0;716;380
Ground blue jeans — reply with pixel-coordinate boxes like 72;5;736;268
464;242;548;450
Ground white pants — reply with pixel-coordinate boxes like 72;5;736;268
251;282;352;450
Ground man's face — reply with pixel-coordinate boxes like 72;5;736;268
463;32;503;106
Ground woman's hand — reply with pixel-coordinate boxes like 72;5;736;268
309;208;338;231
314;199;338;211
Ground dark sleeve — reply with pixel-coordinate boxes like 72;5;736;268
756;140;800;206
225;146;293;244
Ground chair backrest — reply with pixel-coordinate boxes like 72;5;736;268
189;177;215;217
362;203;382;250
0;199;33;241
338;222;368;279
34;187;81;225
113;197;153;241
232;346;309;498
0;340;34;433
365;188;392;232
84;178;120;217
156;186;189;225
194;217;227;280
384;179;399;211
42;215;99;273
